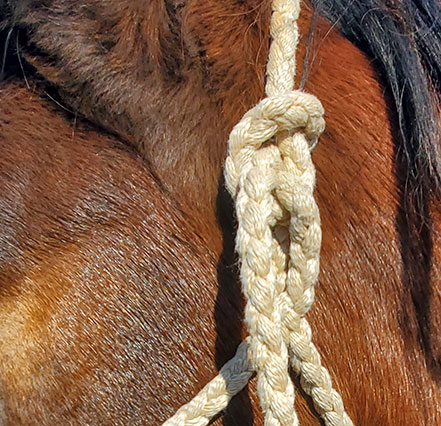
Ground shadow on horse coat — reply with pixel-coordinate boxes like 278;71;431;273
0;0;440;424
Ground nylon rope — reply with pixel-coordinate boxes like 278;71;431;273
164;1;353;424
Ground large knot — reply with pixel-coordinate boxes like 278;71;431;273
225;90;325;198
247;91;325;142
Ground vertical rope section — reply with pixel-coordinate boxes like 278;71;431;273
164;1;353;425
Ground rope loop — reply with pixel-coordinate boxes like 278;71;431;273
225;91;325;198
164;0;353;424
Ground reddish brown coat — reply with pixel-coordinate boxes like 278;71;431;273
0;1;440;424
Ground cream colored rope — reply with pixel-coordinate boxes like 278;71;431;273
164;1;353;425
163;339;253;426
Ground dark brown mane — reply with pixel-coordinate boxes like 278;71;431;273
311;0;441;382
312;0;441;195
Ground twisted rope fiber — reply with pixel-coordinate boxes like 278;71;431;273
164;0;353;424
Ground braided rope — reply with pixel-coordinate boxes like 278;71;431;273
163;340;252;426
164;1;353;424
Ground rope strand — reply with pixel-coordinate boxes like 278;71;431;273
162;340;252;426
164;1;353;424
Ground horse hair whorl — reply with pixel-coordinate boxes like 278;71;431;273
164;1;352;425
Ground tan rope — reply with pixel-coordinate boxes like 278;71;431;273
163;340;252;426
164;1;353;425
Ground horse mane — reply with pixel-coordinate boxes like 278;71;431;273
311;0;441;199
308;0;441;381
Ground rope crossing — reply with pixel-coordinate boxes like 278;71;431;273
164;0;353;424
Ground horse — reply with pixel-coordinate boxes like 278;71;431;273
0;0;440;424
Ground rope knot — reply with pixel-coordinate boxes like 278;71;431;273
251;91;325;144
165;0;353;423
225;90;325;198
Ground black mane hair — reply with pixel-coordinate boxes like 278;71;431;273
311;0;441;376
312;0;441;198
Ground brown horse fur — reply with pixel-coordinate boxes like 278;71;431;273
0;0;441;424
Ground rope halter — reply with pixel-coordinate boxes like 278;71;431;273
165;1;353;425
